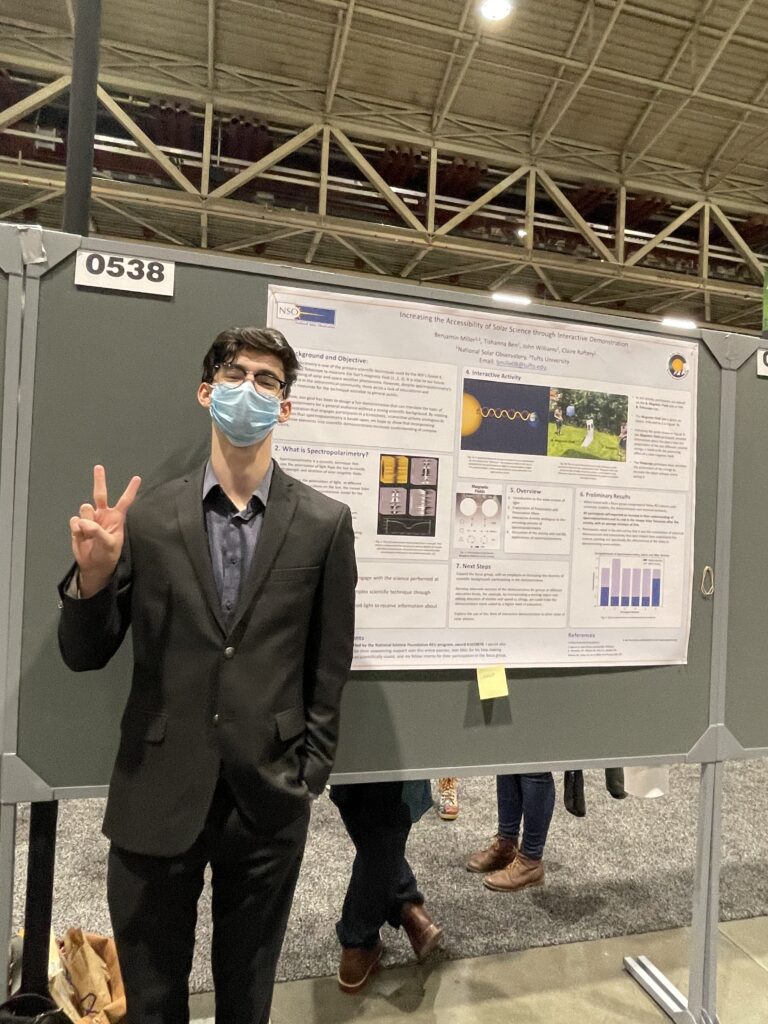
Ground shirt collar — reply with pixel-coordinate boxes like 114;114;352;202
202;459;274;511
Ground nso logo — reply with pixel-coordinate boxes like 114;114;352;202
276;302;336;327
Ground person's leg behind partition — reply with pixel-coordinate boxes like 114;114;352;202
466;773;520;873
485;772;555;892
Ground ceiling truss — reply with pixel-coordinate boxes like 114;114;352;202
0;3;766;332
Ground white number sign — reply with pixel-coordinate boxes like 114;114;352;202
75;250;175;296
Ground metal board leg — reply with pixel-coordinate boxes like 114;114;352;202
623;762;722;1024
19;801;58;995
0;802;17;997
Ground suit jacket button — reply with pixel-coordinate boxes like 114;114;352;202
213;713;220;724
223;646;235;659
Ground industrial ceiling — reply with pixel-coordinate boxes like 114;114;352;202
1;0;767;331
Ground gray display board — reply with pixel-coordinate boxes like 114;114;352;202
725;353;768;752
8;236;720;791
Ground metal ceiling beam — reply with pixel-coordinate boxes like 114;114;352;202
529;1;592;144
620;0;718;158
0;157;760;302
325;0;355;115
305;230;323;263
434;166;529;237
706;74;768;189
207;0;216;91
538;169;616;262
0;73;70;131
700;202;711;322
200;100;214;247
6;39;768;215
624;0;756;174
92;195;192;247
419;257;512;283
319;125;330;217
717;303;761;325
400;248;429;278
534;0;627;153
431;0;474;132
624;201;703;268
9;11;768;129
331;126;424;231
571;278;612;303
208;123;322;200
96;84;200;195
0;187;62;220
433;29;480;134
215;226;309;252
647;289;695;315
709;203;765;282
533;264;562;301
489;263;526;291
330;231;386;273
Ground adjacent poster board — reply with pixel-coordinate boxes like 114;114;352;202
268;287;698;670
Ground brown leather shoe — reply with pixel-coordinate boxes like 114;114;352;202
466;835;518;873
337;940;384;993
483;851;544;892
400;901;444;959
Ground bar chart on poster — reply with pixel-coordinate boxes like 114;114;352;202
597;556;663;608
267;285;698;671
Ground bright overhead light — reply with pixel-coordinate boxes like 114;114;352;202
492;292;532;305
480;0;513;22
662;316;697;330
515;227;528;238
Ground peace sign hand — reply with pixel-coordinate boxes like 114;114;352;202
69;465;141;598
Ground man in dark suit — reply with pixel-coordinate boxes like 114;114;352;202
58;327;357;1024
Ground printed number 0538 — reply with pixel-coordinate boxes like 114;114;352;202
84;253;165;282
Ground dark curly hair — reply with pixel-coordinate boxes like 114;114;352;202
201;327;300;396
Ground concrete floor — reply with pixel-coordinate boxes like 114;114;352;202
190;917;768;1023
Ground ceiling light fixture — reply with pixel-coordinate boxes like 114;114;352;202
492;292;532;305
480;0;513;22
515;227;528;238
661;316;697;330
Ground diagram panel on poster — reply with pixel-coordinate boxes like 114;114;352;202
267;287;697;670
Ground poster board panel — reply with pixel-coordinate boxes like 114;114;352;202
725;357;768;750
15;246;717;787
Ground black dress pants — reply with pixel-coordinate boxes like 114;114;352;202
331;782;423;949
107;777;310;1024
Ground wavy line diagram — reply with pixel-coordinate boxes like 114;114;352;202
480;407;536;421
461;391;539;437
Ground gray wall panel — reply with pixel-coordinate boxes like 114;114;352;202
725;359;768;749
0;267;8;474
15;250;719;788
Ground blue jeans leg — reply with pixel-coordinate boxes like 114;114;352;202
519;772;555;860
496;774;523;842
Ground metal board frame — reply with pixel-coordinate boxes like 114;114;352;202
4;230;724;792
0;226;754;1024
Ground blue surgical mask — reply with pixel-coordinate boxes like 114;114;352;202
209;383;281;447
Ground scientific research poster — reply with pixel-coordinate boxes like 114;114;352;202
267;286;698;670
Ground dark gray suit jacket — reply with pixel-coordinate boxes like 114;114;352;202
58;461;357;857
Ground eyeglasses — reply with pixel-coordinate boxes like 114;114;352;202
214;363;286;395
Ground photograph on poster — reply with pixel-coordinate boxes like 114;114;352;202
454;488;503;551
461;380;550;455
378;453;439;537
548;387;629;462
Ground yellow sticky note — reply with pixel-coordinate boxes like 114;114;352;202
476;664;509;700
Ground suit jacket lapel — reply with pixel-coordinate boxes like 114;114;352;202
176;464;228;635
230;462;298;633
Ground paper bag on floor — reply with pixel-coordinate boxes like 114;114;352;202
623;765;669;798
61;929;126;1024
47;929;80;1023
